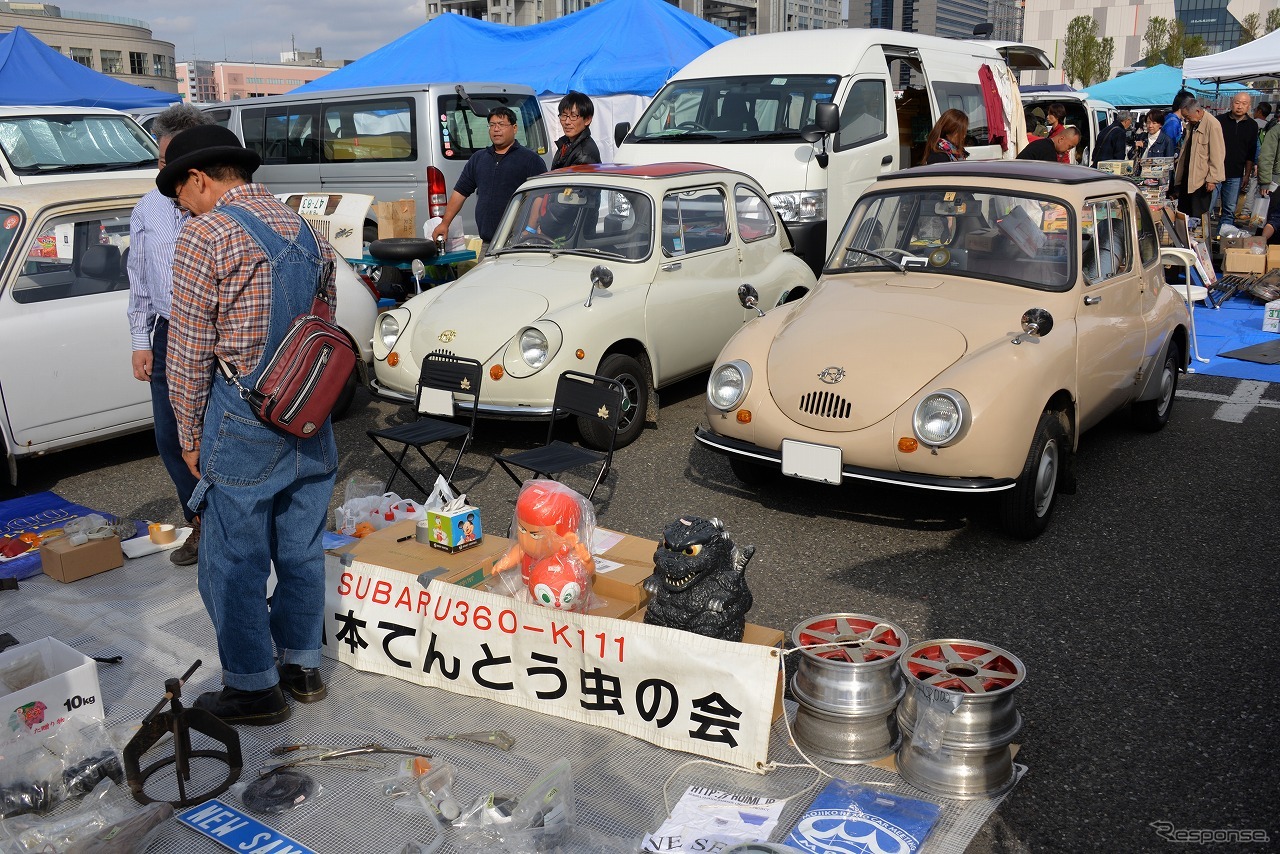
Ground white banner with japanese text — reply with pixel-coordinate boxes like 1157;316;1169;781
322;559;778;770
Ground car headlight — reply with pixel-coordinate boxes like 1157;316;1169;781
708;361;752;411
519;327;550;369
769;190;826;223
378;314;401;350
913;390;969;447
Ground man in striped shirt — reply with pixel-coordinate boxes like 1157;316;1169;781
127;104;212;566
160;125;339;725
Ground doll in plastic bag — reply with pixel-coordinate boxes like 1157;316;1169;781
490;481;595;583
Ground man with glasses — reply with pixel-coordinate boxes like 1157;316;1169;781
126;103;213;567
432;106;546;246
552;91;601;169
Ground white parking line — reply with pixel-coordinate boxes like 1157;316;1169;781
1177;380;1280;423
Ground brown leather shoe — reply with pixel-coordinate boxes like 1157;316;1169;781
192;684;290;726
170;516;200;566
277;663;327;703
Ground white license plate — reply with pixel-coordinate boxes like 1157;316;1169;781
298;195;330;216
781;440;842;484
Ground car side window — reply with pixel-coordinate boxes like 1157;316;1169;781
834;80;887;152
661;188;728;257
1134;196;1160;267
734;185;776;243
1082;197;1131;284
321;98;416;163
12;210;132;304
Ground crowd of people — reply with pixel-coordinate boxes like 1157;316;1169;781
918;89;1280;243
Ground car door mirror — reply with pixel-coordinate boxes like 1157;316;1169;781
586;264;613;307
738;283;764;317
614;122;631;148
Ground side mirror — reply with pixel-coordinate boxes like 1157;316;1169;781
738;283;765;317
411;258;426;294
1012;308;1053;344
586;264;613;307
815;102;839;134
614;122;631;148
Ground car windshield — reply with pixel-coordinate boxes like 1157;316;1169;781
628;75;840;142
829;188;1075;291
0;114;157;174
494;186;653;261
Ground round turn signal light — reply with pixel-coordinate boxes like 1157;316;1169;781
576;349;585;360
898;437;918;453
736;410;752;424
490;365;504;380
387;352;399;367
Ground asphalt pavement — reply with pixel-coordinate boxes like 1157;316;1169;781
3;370;1277;853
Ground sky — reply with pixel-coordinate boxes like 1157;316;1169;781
106;1;426;65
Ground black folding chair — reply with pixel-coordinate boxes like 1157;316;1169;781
367;353;483;497
493;370;624;501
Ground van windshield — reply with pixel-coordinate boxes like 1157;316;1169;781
0;114;157;175
628;75;840;142
831;188;1075;291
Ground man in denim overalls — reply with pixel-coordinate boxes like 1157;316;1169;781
159;126;338;724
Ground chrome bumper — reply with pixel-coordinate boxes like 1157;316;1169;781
693;425;1016;493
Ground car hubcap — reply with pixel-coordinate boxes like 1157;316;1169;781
615;373;640;430
1033;439;1058;517
1157;364;1175;415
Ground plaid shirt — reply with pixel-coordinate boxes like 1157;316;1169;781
169;183;337;451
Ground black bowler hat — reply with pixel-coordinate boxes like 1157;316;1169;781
156;125;261;197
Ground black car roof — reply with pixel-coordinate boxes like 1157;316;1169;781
885;161;1119;186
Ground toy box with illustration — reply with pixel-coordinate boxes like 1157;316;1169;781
424;499;482;554
784;780;941;853
0;637;103;744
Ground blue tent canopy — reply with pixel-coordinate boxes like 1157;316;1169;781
0;26;178;109
294;0;733;97
1080;64;1255;108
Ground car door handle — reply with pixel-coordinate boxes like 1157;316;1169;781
661;261;682;272
1084;295;1101;305
882;155;893;165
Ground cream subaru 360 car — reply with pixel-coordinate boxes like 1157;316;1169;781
372;163;816;448
695;161;1190;538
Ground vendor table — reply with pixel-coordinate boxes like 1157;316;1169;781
0;552;1020;853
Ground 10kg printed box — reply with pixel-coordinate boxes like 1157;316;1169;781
0;637;102;744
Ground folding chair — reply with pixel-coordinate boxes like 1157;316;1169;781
367;353;483;497
493;370;624;501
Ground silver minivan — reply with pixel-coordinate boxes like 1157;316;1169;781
205;83;552;242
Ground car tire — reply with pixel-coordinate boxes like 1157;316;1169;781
998;410;1068;540
1132;343;1180;433
729;456;776;486
369;237;439;263
579;353;648;451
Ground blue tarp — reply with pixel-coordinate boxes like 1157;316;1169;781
293;0;733;97
1080;64;1256;108
0;26;178;109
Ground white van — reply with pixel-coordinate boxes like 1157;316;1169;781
1021;92;1117;168
206;83;552;242
0;106;158;187
613;30;1050;273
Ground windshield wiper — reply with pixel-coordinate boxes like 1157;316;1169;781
633;133;718;142
100;158;158;171
722;131;803;143
842;247;906;274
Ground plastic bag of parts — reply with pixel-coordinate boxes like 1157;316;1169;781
0;778;116;853
379;763;453;854
232;768;324;816
0;645;49;695
0;724;124;819
907;682;963;754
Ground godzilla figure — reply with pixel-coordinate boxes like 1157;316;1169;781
643;516;754;641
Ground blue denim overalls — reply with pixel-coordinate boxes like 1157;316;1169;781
187;205;338;692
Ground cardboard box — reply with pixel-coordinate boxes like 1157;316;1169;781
591;526;657;603
1096;159;1133;176
40;535;122;583
1221;234;1264;254
0;637;103;743
1223;248;1267;275
1269;245;1280;273
334;520;509;584
423;504;483;554
1264;300;1280;334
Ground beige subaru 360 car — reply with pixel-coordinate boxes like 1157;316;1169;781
372;164;816;448
695;161;1190;538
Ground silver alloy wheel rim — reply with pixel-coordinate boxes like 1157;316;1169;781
615;371;640;432
1156;362;1175;415
1033;439;1059;517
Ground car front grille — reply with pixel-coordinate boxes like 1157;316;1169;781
798;390;852;420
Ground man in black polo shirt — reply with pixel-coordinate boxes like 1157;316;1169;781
1018;126;1080;162
433;107;546;245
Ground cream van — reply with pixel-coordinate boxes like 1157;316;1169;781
613;30;1050;273
207;83;552;242
0;106;157;187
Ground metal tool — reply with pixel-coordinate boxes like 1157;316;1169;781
423;730;515;751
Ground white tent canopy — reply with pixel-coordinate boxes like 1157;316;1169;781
1183;28;1280;84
